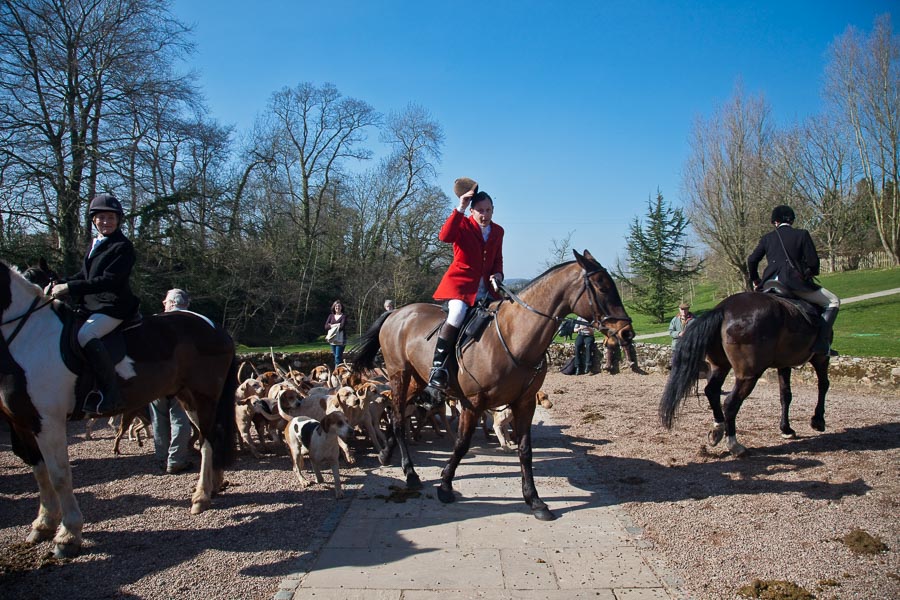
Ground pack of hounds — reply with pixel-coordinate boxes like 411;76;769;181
96;358;553;500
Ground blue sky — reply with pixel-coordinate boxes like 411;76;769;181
170;0;895;279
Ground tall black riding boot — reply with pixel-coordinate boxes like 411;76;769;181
82;338;124;415
420;324;459;410
812;307;839;356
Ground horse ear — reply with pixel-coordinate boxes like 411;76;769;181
572;249;584;262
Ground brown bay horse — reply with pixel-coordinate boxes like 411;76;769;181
352;250;634;520
659;289;830;456
0;261;237;557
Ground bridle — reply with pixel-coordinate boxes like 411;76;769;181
495;267;632;330
456;266;630;398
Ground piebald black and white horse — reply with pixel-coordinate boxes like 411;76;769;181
0;261;236;557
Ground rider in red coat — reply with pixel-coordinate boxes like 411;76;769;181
425;178;504;405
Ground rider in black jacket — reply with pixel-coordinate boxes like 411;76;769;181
50;193;140;415
747;205;840;355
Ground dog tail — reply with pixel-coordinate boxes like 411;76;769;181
351;310;390;373
213;356;239;470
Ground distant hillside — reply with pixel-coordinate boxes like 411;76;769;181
505;278;531;291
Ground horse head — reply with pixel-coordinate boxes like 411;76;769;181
21;257;58;289
572;249;634;344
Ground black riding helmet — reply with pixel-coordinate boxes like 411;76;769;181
770;205;795;224
89;193;124;217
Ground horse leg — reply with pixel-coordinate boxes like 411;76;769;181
379;411;397;466
27;461;61;543
809;355;830;432
721;376;759;457
437;408;480;503
777;367;796;439
34;426;84;558
512;402;555;521
705;365;729;446
392;411;422;490
390;372;422;490
191;436;215;514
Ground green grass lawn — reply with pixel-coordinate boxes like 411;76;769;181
237;342;331;354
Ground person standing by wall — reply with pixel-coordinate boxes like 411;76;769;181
152;288;194;474
325;299;348;367
668;302;694;364
573;320;596;375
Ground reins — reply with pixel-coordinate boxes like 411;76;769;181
495;268;632;329
0;296;55;346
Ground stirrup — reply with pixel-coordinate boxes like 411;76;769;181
82;390;107;416
427;366;449;391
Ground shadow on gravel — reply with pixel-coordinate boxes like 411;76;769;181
562;421;900;506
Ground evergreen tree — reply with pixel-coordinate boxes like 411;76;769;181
619;191;702;322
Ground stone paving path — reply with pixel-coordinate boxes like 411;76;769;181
275;406;685;599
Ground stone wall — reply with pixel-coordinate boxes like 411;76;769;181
238;344;900;390
547;342;900;390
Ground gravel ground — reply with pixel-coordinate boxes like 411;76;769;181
1;370;898;600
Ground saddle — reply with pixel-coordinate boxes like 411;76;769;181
54;306;142;419
760;280;820;326
426;300;496;354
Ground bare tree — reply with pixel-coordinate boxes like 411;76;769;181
0;0;196;271
825;14;900;265
683;86;778;285
779;114;865;271
542;231;574;271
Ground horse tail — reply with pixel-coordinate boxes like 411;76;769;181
659;306;723;429
351;311;390;372
213;356;239;470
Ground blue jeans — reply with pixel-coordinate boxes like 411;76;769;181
331;344;345;367
150;397;191;469
575;334;594;373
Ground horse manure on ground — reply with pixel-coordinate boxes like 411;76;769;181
0;542;66;576
373;485;423;503
736;579;814;600
840;528;888;554
579;407;605;424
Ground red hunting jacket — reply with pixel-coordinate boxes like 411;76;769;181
433;210;504;305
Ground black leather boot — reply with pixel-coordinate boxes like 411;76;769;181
812;307;839;356
82;339;124;415
420;324;459;411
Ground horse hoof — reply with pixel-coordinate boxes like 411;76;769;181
780;428;797;439
191;500;209;515
729;444;748;457
378;450;391;466
26;529;54;544
437;486;455;504
533;507;556;521
53;543;80;559
708;428;724;446
405;472;423;491
810;418;825;432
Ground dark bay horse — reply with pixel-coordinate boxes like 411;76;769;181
659;290;830;456
0;261;237;557
352;250;633;520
